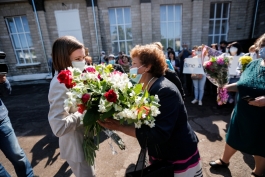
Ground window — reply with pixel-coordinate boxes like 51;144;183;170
5;16;36;64
160;5;182;51
208;3;230;45
109;8;132;55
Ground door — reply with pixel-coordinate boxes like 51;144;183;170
54;9;83;43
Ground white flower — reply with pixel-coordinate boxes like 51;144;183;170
154;95;160;102
98;99;107;112
151;106;161;116
135;96;142;105
134;120;142;128
149;120;155;128
129;91;135;97
142;113;146;119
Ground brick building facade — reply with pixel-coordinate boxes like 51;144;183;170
0;0;264;81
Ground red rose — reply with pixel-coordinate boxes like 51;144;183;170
57;70;76;88
77;104;86;113
98;73;101;79
104;89;117;103
85;67;96;73
81;93;91;104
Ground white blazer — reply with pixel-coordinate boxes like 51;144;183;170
48;72;85;162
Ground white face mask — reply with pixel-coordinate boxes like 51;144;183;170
72;60;86;71
230;47;238;56
196;51;202;56
129;65;145;84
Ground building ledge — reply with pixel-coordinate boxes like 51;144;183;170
15;62;41;68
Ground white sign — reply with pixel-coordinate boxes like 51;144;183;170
228;56;240;75
183;58;204;74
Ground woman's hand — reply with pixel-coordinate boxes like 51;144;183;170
223;83;238;92
97;118;122;131
98;118;136;138
248;96;265;107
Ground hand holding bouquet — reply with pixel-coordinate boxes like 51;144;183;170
57;64;160;165
203;56;230;105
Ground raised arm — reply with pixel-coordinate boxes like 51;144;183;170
0;76;11;97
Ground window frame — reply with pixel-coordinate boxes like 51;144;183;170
108;7;132;55
5;15;36;64
160;4;182;52
208;2;230;45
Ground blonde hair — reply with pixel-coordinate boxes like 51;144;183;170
255;33;265;49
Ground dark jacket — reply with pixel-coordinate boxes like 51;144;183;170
164;69;185;99
0;79;11;120
135;77;198;161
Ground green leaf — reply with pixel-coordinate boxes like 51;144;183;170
144;89;149;98
83;109;100;129
101;107;116;120
101;80;107;93
133;84;142;95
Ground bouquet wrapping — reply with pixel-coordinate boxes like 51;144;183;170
57;64;161;165
203;56;230;105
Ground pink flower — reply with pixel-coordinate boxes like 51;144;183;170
205;61;212;68
85;67;96;73
217;58;224;65
112;71;122;76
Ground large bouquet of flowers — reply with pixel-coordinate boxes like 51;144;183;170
57;64;161;165
239;56;252;72
203;56;230;105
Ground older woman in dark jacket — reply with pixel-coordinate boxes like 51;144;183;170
99;44;202;177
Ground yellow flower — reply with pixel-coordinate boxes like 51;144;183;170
239;56;252;65
106;64;114;71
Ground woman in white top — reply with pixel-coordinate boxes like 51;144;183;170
191;46;206;106
48;36;95;177
226;42;244;104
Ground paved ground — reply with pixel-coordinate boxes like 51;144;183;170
0;80;257;177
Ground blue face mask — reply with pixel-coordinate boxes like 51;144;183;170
109;60;115;65
259;47;265;59
129;65;144;84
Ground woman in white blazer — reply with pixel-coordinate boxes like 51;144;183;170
48;36;95;177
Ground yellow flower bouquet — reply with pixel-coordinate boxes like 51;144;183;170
239;56;252;71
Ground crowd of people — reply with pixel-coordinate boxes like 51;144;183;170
0;33;265;177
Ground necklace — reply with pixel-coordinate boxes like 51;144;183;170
145;77;155;91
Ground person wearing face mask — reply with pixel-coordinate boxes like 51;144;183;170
190;46;206;106
226;42;244;104
98;44;202;177
209;33;265;177
219;40;228;53
179;43;193;96
244;45;259;60
48;36;95;177
107;54;125;73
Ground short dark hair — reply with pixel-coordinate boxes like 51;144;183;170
52;36;84;72
219;40;228;45
168;51;176;60
227;42;242;55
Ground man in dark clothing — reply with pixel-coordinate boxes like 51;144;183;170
164;68;185;100
178;43;192;96
0;75;35;177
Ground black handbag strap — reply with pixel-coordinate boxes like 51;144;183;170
133;138;148;177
